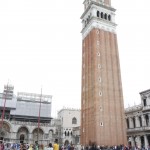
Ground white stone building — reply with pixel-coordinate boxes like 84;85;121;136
57;108;81;145
125;89;150;149
0;84;59;145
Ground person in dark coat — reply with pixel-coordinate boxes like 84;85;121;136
90;144;96;150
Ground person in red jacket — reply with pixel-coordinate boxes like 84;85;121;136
0;141;4;150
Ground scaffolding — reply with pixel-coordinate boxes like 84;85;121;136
17;92;52;103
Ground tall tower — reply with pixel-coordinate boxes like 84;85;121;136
81;0;127;146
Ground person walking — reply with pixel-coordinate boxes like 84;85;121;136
0;141;4;150
89;144;96;150
47;143;53;150
29;144;33;150
53;139;59;150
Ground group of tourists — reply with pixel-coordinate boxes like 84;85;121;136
1;140;149;150
80;144;150;150
0;139;59;150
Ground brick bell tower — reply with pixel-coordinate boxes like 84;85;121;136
81;0;127;146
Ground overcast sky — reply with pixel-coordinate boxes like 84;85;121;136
0;0;150;117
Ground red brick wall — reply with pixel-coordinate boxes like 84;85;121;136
105;0;111;6
81;28;127;146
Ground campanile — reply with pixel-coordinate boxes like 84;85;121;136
81;0;127;146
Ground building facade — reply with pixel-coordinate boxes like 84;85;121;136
57;108;80;145
125;89;150;149
81;0;127;146
0;85;59;145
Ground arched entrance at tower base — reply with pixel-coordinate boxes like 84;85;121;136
64;140;69;146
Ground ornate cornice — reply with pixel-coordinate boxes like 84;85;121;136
81;17;116;39
125;104;143;113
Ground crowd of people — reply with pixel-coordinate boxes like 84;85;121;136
0;139;59;150
79;144;150;150
0;140;149;150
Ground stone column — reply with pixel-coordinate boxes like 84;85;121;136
142;115;146;127
148;114;150;126
128;118;131;128
82;20;85;29
91;7;97;17
136;116;140;128
130;136;135;147
29;133;32;139
28;133;33;144
129;117;133;128
136;136;141;148
10;132;17;143
144;135;148;149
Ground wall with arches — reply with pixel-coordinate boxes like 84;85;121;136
0;119;58;145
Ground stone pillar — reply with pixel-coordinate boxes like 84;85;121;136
130;136;135;147
141;98;144;107
91;7;97;17
129;117;133;128
144;135;148;149
136;116;140;128
148;114;150;126
136;136;141;148
29;133;32;139
82;20;85;29
10;132;16;142
142;115;146;127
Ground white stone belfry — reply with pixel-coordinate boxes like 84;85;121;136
81;0;116;39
